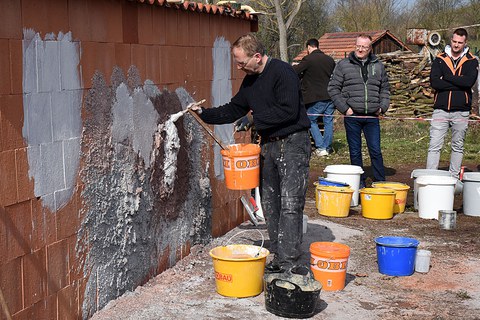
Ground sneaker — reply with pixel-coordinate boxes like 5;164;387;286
313;149;329;157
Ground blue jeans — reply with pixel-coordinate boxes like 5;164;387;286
344;116;385;187
306;100;334;151
261;130;311;268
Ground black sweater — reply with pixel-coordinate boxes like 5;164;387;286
199;58;310;139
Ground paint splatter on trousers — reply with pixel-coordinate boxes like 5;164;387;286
260;130;311;267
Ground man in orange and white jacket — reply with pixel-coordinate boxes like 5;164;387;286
426;28;479;179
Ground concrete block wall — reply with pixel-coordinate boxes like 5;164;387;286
0;0;256;319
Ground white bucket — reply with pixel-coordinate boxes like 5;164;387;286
411;169;452;210
416;175;457;219
462;172;480;217
415;249;431;273
324;165;364;206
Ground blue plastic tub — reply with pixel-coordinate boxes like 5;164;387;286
375;236;419;276
318;177;349;188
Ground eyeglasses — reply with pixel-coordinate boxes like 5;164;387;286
355;45;371;51
236;55;255;68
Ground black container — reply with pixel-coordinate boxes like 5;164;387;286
264;266;321;318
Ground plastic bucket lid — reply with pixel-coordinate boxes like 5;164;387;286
410;169;451;179
318;177;349;187
324;165;364;175
416;175;457;186
374;236;419;248
462;172;480;182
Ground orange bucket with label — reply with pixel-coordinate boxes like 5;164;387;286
372;182;410;213
310;242;350;291
221;143;261;190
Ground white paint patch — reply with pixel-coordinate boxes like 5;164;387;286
22;29;82;211
157;116;180;197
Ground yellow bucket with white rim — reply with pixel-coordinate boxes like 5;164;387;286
314;182;354;218
372;182;410;214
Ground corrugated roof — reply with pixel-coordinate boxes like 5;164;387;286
294;30;411;61
128;0;257;21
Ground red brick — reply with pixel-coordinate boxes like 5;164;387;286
21;0;69;36
56;196;79;241
23;248;47;307
68;0;91;41
152;7;166;45
0;0;22;39
4;201;33;261
187;13;201;48
47;239;69;295
192;47;206;81
9;40;23;94
177;11;190;46
157;246;170;274
0;150;18;207
57;284;78;320
0;39;11;95
0;257;22;315
81;42;116;89
145;45;161;85
15;148;35;203
122;0;139;44
131;44;147;82
0;95;25;151
89;0;123;43
137;5;154;45
205;46;214;81
114;43;132;75
198;15;210;48
31;199;47;250
29;294;56;320
67;235;83;284
164;8;179;46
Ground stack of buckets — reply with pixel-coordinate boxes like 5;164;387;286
314;178;353;218
360;182;410;219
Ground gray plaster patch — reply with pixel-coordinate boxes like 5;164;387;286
22;29;82;211
212;37;235;179
79;71;212;318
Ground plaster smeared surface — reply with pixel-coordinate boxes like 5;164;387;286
22;29;82;211
78;67;212;317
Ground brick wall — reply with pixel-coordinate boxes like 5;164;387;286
0;0;256;319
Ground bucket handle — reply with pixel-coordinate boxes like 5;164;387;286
224;229;265;257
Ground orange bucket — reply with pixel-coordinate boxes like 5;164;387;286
221;143;260;190
310;242;350;291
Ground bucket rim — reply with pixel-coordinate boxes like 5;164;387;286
374;236;419;248
315;185;354;193
371;182;410;190
220;143;261;157
462;172;480;182
309;241;350;257
416;175;457;185
324;164;364;174
359;187;396;195
410;169;451;179
209;244;270;261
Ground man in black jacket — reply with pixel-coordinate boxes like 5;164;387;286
426;28;479;178
293;39;336;157
328;34;390;188
191;34;311;272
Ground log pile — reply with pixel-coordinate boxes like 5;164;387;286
377;51;434;118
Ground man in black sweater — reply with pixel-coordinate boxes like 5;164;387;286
293;38;336;157
191;34;311;272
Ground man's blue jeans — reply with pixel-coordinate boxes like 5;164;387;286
306;100;335;151
344;116;385;187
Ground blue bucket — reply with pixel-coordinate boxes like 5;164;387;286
318;177;349;187
374;236;419;276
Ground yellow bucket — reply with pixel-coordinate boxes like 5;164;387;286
372;182;410;214
314;183;354;218
209;244;269;297
359;188;396;220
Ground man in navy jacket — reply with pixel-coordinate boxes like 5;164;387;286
427;28;479;178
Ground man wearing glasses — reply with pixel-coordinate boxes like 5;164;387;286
191;34;311;273
328;34;390;188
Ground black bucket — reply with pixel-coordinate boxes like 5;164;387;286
264;266;322;318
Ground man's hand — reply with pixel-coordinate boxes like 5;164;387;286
234;115;252;132
187;99;206;114
345;108;354;116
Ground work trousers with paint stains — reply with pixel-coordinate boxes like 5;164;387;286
261;130;311;267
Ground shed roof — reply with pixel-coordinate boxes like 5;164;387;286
128;0;258;21
294;30;411;61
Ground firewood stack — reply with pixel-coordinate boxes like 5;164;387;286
377;51;435;118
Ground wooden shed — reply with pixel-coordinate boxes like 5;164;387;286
294;30;412;61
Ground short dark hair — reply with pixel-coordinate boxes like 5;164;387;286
232;33;266;57
306;38;319;48
453;28;468;40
